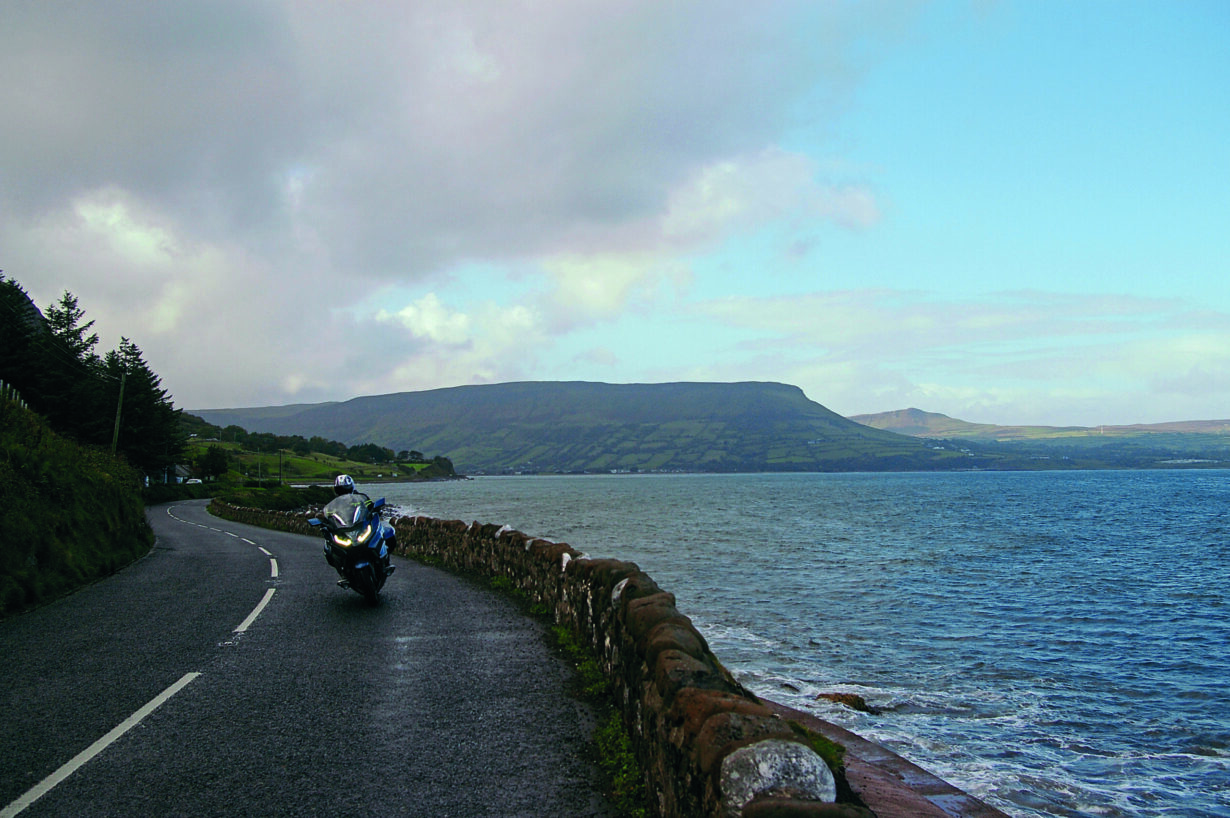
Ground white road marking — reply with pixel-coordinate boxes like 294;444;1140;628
0;672;202;818
234;589;276;633
11;503;291;816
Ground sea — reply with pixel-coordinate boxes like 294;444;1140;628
371;470;1230;818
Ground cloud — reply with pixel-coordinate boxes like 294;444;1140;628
1;1;886;266
538;253;692;330
692;290;1230;425
1;1;914;408
377;294;471;346
662;149;881;244
377;300;546;394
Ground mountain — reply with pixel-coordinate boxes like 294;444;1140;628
852;408;1230;441
190;381;983;474
852;408;1230;467
849;408;999;438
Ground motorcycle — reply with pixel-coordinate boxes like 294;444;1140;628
308;494;396;603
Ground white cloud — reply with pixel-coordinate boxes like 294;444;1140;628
691;290;1230;425
377;294;471;346
662;148;881;244
1;1;906;408
378;300;545;393
538;254;692;329
11;0;1218;431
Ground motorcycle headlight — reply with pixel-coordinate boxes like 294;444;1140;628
333;523;373;548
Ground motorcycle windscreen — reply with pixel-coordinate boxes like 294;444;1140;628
321;495;367;528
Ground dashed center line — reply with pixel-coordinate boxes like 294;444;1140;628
9;505;290;816
234;588;277;633
165;502;282;629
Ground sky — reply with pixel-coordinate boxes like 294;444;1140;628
3;1;1227;426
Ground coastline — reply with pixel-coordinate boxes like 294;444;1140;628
762;700;1010;818
210;498;1013;816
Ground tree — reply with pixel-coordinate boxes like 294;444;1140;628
309;436;347;458
246;432;280;453
45;292;100;365
222;425;248;445
2;277;187;479
197;445;230;482
0;275;43;399
22;289;110;443
103;338;184;478
348;443;394;463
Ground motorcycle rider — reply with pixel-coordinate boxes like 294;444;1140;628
322;474;395;578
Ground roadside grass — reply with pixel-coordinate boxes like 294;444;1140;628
1;401;152;618
550;624;649;818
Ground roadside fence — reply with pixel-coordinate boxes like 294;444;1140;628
1;380;29;410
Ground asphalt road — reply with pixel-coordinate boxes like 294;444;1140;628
0;500;617;817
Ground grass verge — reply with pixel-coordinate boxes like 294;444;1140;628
551;624;650;818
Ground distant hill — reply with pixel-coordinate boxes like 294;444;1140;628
851;408;1230;441
849;408;1000;438
191;381;987;474
851;408;1230;467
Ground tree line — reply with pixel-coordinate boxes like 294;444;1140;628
185;414;434;463
184;413;455;482
1;273;182;481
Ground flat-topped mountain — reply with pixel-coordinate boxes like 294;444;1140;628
191;381;974;474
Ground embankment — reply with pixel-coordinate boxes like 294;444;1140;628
209;500;1008;818
0;400;153;617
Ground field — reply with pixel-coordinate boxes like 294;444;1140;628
184;439;436;485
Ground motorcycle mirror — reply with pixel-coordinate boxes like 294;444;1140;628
308;518;322;527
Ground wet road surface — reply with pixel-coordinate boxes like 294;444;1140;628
0;500;616;817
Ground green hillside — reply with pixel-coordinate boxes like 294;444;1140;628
852;408;1230;467
1;398;152;616
192;381;986;474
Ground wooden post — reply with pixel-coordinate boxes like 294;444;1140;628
111;371;126;453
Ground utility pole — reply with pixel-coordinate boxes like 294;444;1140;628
111;371;127;453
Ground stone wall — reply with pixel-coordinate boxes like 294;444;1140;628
209;502;317;535
209;501;862;818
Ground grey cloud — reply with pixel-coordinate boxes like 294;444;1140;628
2;3;302;229
2;0;914;407
3;1;886;277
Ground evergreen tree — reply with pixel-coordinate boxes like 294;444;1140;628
45;292;100;365
41;291;110;444
102;338;185;478
0;275;43;399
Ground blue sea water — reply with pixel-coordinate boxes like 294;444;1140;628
375;470;1230;818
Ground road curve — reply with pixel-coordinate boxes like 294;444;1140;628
0;500;616;817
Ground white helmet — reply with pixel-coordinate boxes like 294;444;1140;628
333;474;355;496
